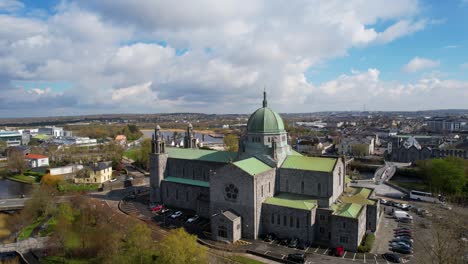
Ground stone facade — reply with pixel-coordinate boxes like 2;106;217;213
149;93;379;252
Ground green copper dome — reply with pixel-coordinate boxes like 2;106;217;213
247;91;285;133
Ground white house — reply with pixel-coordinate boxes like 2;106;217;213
24;153;49;168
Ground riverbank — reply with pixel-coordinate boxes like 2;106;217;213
7;175;38;184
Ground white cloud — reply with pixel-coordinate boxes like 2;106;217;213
461;63;468;69
403;57;440;73
0;0;24;12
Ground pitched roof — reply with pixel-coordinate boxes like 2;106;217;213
332;203;364;218
281;155;337;172
222;210;240;221
233;158;272;176
341;187;375;205
164;177;210;188
264;193;317;210
24;153;48;159
166;147;237;163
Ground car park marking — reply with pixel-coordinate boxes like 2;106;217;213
281;254;285;259
314;247;319;253
305;246;310;252
363;253;366;263
342;251;347;258
323;248;329;255
373;255;378;264
353;253;356;261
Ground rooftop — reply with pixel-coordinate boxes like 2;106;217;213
264;193;317;210
24;153;48;160
164;176;210;188
340;187;376;205
332;203;364;218
281;155;337;172
233;158;272;176
166;147;237;163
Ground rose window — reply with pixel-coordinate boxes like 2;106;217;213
224;183;239;200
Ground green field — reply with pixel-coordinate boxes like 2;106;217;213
389;180;430;192
8;174;37;184
18;216;45;241
57;183;99;193
123;147;140;160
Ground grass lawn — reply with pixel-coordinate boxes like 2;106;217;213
8;174;37;184
18;216;45;241
228;255;266;264
57;183;99;193
123;147;140;160
41;256;97;264
389;180;430;192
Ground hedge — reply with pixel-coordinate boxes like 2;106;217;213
358;233;375;253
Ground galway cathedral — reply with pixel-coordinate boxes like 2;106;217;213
149;92;379;251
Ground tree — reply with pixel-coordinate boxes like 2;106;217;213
108;223;156;264
135;139;151;170
223;134;239;152
429;158;466;195
157;228;207;264
0;140;7;154
7;150;26;174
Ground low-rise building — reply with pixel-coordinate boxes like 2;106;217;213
115;135;127;146
74;162;112;184
337;136;375;156
24;153;49;168
0;131;22;147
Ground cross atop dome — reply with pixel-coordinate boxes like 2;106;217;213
262;88;268;108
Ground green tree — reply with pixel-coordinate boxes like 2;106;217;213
157;228;207;264
429;158;466;195
110;223;156;264
0;140;7;154
223;134;239;152
7;150;26;174
135;139;151;170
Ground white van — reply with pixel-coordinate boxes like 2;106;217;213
394;210;413;221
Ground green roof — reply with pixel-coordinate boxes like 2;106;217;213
166;147;237;163
233;158;272;176
247;107;285;133
333;203;363;218
341;187;375;205
164;177;209;188
264;193;317;210
281;155;337;172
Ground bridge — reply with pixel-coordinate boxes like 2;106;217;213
0;237;48;254
0;198;28;211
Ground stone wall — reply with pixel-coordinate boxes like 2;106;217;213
165;159;226;181
330;206;367;252
149;153;168;203
254;169;276;237
366;202;379;232
315;208;333;245
161;181;210;217
260;203;316;242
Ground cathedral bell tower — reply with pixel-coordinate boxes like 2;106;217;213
150;125;168;203
184;123;198;149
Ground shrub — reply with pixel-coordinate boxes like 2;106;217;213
357;233;375;253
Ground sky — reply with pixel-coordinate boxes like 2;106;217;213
0;0;468;117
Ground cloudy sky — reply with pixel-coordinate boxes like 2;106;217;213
1;0;468;117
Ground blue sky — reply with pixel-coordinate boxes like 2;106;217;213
0;0;467;117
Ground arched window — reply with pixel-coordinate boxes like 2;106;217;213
301;181;304;194
318;183;321;194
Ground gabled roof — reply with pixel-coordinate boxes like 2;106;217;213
341;187;375;205
264;193;317;210
222;210;240;221
166;147;237;163
281;155;337;172
332;203;363;218
233;158;272;176
24;153;48;159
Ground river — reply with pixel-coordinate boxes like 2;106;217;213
0;178;33;199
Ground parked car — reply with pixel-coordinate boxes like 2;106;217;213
391;245;413;254
160;208;170;214
110;178;118;182
396;203;410;211
187;215;200;223
264;233;277;242
394;230;412;235
288;238;299;248
170;211;183;219
330;246;345;257
279;238;289;246
150;204;164;212
390;242;412;249
297;240;307;250
380;198;389;205
394;236;413;243
391;238;413;246
287;253;305;263
382;252;402;263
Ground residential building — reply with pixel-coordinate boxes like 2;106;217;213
115;135;127;146
149;93;379;251
24;153;49;168
337;136;375;156
426;117;468;132
74;162;113;184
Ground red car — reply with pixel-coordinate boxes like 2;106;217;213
331;246;345;257
151;204;164;212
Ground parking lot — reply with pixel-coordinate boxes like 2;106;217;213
150;208;211;238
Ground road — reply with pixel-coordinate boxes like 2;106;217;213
350;181;405;199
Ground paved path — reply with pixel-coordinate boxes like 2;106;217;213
0;237;48;254
0;198;27;211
